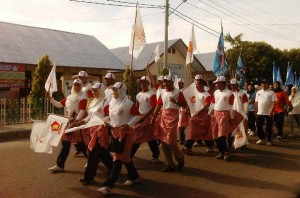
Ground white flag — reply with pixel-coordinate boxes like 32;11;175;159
65;114;104;133
233;120;249;149
186;24;197;65
45;63;57;96
154;43;160;62
174;75;179;89
129;3;146;58
182;83;202;117
232;91;248;120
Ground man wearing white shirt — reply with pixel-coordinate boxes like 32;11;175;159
104;73;116;103
255;79;277;146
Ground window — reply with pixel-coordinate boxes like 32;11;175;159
168;47;176;54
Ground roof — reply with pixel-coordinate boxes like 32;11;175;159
195;52;215;71
111;39;205;71
0;21;125;70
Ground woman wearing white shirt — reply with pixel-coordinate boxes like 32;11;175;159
79;82;113;185
98;82;141;195
289;86;300;136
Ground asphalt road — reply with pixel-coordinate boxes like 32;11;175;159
0;136;300;198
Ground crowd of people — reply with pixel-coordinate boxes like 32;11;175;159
44;70;299;195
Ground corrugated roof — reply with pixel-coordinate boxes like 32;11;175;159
195;52;215;71
0;21;125;70
111;39;205;71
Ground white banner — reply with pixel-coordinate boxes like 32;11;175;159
65;114;104;133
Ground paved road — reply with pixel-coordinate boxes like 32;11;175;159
0;136;300;198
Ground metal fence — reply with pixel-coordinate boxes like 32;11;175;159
0;97;60;126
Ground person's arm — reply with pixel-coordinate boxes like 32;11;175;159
170;92;187;107
146;64;158;91
45;91;64;108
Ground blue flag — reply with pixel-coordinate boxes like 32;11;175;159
236;54;245;84
273;62;278;83
212;23;226;76
285;64;294;85
276;67;283;87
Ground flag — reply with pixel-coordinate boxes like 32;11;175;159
186;24;197;65
276;67;283;86
297;76;300;89
285;63;294;85
154;43;160;62
236;53;245;84
65;114;104;133
129;3;146;58
233;120;249;149
212;23;226;76
273;62;278;83
30;114;69;153
182;83;202;117
45;63;57;96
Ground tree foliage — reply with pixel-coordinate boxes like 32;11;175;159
224;33;300;84
29;54;52;119
122;65;138;99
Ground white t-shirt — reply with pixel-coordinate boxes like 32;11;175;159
136;90;155;114
213;89;233;111
255;89;277;115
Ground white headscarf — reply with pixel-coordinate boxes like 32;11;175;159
109;82;128;114
88;82;106;109
66;79;83;118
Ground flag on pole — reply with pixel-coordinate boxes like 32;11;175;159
154;43;160;62
236;53;245;85
276;67;283;86
273;62;278;83
182;83;201;117
129;3;146;58
285;63;294;85
45;63;57;96
212;22;226;76
186;24;197;65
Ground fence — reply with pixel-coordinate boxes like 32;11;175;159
0;97;58;126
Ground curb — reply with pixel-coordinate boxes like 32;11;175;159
0;130;31;142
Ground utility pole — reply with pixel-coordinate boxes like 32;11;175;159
164;0;169;69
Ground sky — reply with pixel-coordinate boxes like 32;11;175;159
0;0;299;53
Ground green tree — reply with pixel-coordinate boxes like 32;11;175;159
29;54;52;119
122;65;138;100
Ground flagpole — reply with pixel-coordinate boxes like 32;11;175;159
129;3;138;97
163;0;169;69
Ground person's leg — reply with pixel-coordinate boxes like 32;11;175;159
56;140;71;169
102;160;123;188
130;143;141;158
82;146;100;182
169;144;185;171
124;161;140;181
204;140;214;152
275;112;285;138
248;111;256;132
75;141;88;158
256;115;266;140
265;115;274;143
178;127;185;144
148;139;160;159
161;142;175;172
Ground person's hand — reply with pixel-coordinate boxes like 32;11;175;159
121;124;130;131
169;96;177;104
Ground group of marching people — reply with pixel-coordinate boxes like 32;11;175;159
44;68;297;194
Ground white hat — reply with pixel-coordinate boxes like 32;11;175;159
163;75;174;82
73;79;83;85
230;79;238;85
194;74;203;80
158;75;164;81
178;78;184;83
213;76;226;83
78;71;88;77
92;82;103;89
113;82;126;89
105;73;115;79
140;76;150;83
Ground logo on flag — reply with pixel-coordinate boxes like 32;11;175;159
50;121;62;134
190;95;196;104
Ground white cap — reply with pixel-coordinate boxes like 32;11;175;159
213;76;226;83
92;82;103;89
163;75;174;82
158;76;164;81
113;82;125;89
194;74;203;80
105;73;115;79
78;71;88;77
140;76;150;83
230;79;238;85
73;79;83;85
178;78;184;83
